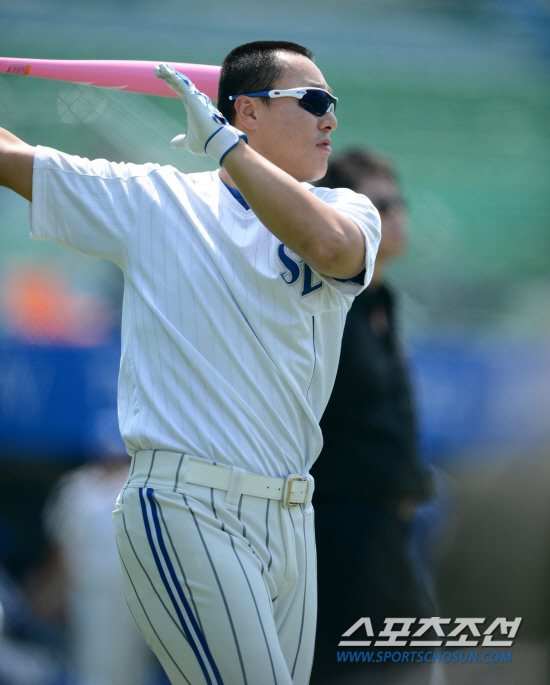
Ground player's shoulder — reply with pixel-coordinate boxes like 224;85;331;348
180;169;219;187
35;145;169;182
307;182;372;208
35;146;215;187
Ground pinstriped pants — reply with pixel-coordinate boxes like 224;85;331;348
113;451;317;685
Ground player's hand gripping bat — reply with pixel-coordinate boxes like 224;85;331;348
154;63;247;166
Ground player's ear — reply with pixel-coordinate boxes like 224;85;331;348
233;97;260;133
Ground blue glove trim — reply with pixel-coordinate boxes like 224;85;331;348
204;127;224;156
219;135;247;166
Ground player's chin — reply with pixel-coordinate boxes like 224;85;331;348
303;159;329;184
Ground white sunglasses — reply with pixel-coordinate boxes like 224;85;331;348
229;87;337;117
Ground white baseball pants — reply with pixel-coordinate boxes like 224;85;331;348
113;451;317;685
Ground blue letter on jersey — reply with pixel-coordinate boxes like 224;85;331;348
278;244;301;285
278;243;324;297
302;265;323;297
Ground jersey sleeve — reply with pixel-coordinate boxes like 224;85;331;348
30;146;163;262
309;185;381;297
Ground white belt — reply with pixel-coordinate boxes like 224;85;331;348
132;450;314;509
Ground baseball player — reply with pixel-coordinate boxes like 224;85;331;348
0;41;380;684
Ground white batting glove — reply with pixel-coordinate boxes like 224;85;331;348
154;63;247;166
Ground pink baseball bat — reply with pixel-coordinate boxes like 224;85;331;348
0;57;221;100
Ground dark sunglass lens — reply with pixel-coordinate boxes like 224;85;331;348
299;102;323;116
299;91;334;117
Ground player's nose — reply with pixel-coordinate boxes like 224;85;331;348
319;106;337;132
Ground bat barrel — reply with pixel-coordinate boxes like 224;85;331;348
0;57;221;101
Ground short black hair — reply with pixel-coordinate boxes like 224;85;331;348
317;148;397;191
217;40;315;124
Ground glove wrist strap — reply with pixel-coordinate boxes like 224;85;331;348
205;125;248;166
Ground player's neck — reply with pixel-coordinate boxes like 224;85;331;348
219;168;237;190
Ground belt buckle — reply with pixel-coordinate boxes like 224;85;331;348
283;474;309;509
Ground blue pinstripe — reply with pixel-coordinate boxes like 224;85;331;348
115;531;193;685
291;507;308;678
139;487;224;685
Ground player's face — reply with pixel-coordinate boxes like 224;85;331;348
357;175;408;262
252;53;337;182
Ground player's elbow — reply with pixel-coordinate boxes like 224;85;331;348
307;228;365;279
0;129;35;201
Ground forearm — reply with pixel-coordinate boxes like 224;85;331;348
222;141;366;279
0;127;35;201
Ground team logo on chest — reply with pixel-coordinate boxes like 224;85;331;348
277;244;323;297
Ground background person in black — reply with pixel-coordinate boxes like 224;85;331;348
311;148;436;684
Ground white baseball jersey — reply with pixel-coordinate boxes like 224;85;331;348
30;146;380;477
